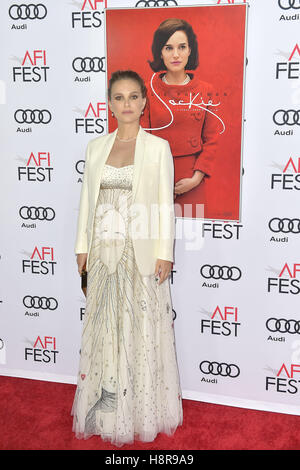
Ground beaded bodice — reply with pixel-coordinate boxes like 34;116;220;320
100;164;133;190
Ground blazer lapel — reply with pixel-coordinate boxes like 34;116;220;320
132;126;147;202
93;128;118;206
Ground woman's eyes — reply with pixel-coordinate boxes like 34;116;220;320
165;45;187;51
114;95;138;100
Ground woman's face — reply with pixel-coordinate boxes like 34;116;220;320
161;30;191;73
109;79;146;124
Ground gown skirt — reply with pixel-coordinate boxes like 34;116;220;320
71;164;183;447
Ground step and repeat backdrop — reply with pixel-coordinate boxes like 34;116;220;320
1;0;300;416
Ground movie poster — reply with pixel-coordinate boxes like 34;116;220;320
105;4;247;220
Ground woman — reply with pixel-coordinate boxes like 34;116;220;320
141;18;221;218
71;70;183;446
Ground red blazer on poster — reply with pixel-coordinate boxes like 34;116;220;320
141;71;221;179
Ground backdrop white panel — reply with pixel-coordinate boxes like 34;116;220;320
1;0;300;416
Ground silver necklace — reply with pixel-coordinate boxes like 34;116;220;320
116;135;137;143
162;73;190;85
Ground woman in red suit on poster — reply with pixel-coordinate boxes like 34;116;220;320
141;18;223;218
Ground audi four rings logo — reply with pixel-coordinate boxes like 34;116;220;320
200;264;242;281
269;218;300;233
72;57;105;73
273;110;300;126
19;206;55;221
23;296;58;310
266;318;300;334
9;4;47;20
14;109;52;124
135;0;178;6
278;0;300;9
199;361;240;378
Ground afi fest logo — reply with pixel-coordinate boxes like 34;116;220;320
200;221;242;240
22;246;56;275
268;263;300;294
12;49;49;82
71;0;106;29
266;364;300;394
276;44;300;79
18;151;53;182
271;157;300;190
74;102;106;134
201;305;241;338
25;336;59;363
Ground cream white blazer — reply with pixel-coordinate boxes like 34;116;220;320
75;126;175;276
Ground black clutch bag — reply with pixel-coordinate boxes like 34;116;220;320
81;269;87;297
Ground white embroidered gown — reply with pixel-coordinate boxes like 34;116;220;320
71;163;183;447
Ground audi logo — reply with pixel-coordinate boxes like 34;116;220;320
14;109;52;125
199;361;240;378
269;218;300;234
9;3;47;20
200;264;242;281
0;338;4;350
135;0;178;6
19;206;55;221
278;0;300;10
273;110;300;126
72;57;105;73
75;160;85;175
23;296;58;310
266;318;300;334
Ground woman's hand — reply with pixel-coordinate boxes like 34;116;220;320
174;170;205;198
77;253;88;276
155;259;172;285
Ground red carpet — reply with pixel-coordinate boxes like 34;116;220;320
1;375;300;450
